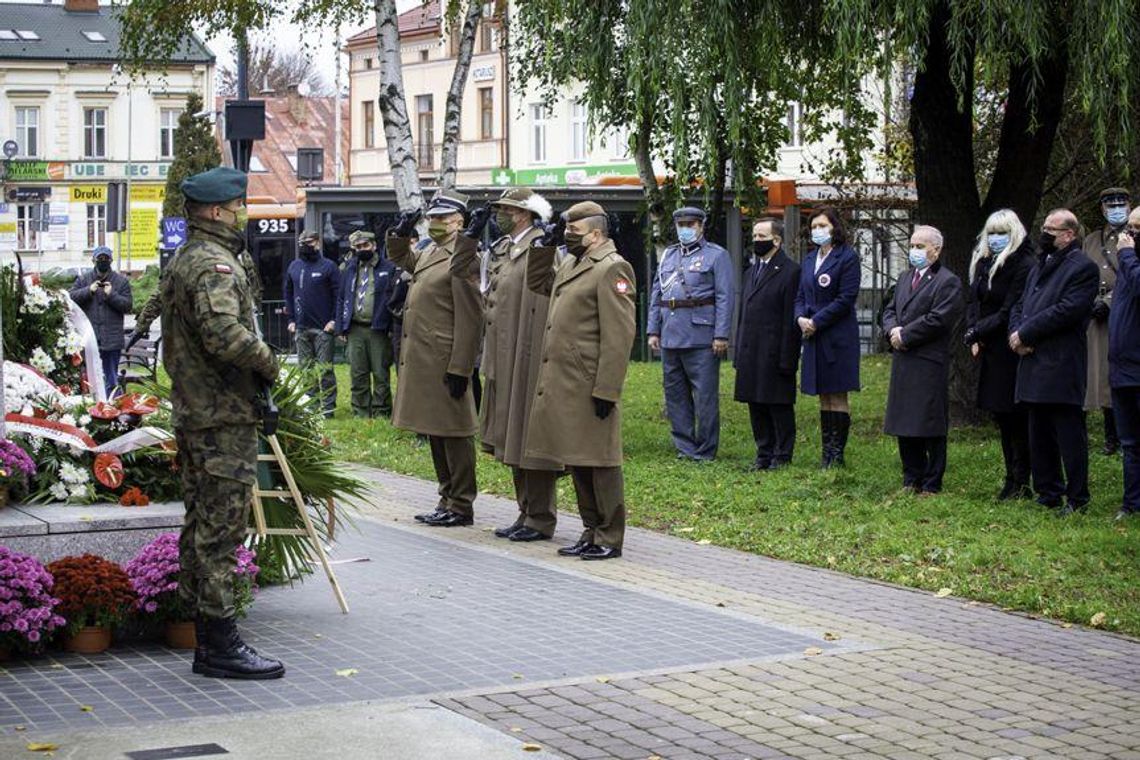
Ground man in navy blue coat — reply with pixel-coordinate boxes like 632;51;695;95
335;231;398;418
284;230;339;416
1109;209;1140;521
1009;209;1100;515
647;207;735;461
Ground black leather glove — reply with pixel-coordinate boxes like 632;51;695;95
392;208;423;237
592;397;615;419
444;372;469;399
1091;298;1110;323
125;330;144;351
962;327;978;347
463;206;491;240
540;216;566;247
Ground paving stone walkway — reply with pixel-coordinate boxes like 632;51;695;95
1;464;1138;759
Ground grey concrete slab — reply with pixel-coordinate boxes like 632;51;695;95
14;502;185;534
0;505;46;537
0;700;565;760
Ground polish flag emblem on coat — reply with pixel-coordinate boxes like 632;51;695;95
614;278;631;295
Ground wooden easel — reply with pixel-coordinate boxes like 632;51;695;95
250;434;349;614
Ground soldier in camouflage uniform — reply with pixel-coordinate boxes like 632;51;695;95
162;167;284;679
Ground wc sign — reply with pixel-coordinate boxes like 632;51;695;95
161;217;188;249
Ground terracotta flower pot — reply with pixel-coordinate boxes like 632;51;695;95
63;625;112;654
164;621;197;650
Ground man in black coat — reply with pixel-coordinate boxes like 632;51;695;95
70;246;133;397
1009;209;1100;515
734;218;801;469
882;225;965;494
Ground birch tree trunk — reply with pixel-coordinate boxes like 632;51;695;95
374;0;423;212
437;0;483;190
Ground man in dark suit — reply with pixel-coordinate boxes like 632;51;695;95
734;218;802;470
1009;209;1100;515
882;225;965;494
1109;210;1140;521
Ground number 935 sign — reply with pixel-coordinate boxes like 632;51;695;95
255;218;294;235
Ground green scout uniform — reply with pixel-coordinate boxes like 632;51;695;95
346;244;394;417
162;216;278;619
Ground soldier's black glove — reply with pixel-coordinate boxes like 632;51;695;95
962;327;978;347
444;372;469;399
125;330;144;351
1091;298;1110;323
463;206;492;240
392;208;423;237
540;216;566;247
592;397;615;419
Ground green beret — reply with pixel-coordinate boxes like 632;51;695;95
181;167;248;204
348;230;376;246
564;201;606;223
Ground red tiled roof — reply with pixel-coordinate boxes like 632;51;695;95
346;0;440;45
215;95;351;204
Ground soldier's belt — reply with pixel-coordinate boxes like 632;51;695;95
656;297;716;309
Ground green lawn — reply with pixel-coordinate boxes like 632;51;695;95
324;356;1139;637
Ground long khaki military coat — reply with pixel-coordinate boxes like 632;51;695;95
480;227;561;470
1084;226;1120;409
388;234;482;437
524;240;636;467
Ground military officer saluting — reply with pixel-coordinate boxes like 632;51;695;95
161;167;284;679
479;188;563;542
526;202;637;560
387;191;485;527
647;207;734;461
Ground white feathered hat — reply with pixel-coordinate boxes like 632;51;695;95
491;187;553;223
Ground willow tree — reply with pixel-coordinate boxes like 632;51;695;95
119;0;485;211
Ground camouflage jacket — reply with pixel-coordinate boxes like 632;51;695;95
136;249;260;335
160;219;278;431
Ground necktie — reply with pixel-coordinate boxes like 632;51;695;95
357;266;371;311
911;269;921;290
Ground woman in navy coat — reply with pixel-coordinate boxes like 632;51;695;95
794;207;861;467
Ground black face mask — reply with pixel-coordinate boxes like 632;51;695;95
1039;231;1057;254
95;261;111;275
300;245;319;261
355;248;375;262
752;240;775;259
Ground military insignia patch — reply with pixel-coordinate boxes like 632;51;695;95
689;260;703;271
818;273;831;287
614;278;632;295
215;264;233;274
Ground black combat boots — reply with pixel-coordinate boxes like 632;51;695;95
192;617;285;680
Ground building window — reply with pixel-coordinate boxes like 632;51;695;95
478;21;493;53
86;204;107;250
16;204;42;250
416;94;434;169
362;100;375;149
479;87;493;140
570;100;588;162
84;107;107;158
15;106;39;158
159;108;181;159
785;102;802;148
365;57;373;70
420;49;429;62
529;104;547;164
609;124;629;159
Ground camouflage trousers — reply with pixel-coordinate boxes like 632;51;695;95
175;425;257;620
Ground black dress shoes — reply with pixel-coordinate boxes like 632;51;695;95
494;522;524;538
424;511;474;527
415;506;448;523
557;540;591;556
508;527;551;542
580;544;622;561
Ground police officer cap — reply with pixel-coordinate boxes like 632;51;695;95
92;245;113;261
425;189;469;217
672;206;707;222
181;167;248;204
1099;187;1131;203
299;230;321;244
348;230;376;246
564;201;607;223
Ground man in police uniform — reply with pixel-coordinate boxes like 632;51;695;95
480;188;561;541
647;207;734;461
162;167;284;679
387;191;485;527
1085;187;1130;455
526;202;636;560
